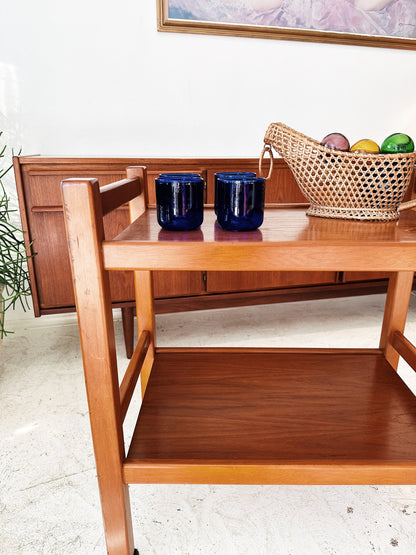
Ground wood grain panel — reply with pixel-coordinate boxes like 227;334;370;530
106;209;416;273
152;271;204;298
343;271;391;282
27;172;125;207
207;270;336;294
264;164;307;204
29;210;135;309
29;211;75;308
125;349;416;484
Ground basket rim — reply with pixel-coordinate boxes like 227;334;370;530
306;204;400;221
264;122;416;161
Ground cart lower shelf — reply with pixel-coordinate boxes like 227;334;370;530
123;348;416;485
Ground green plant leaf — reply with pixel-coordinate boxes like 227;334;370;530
0;141;33;338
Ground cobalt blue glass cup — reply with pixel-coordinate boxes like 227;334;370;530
217;175;265;231
155;173;204;231
214;171;256;215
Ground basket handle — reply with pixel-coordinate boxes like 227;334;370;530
398;199;416;213
259;144;274;180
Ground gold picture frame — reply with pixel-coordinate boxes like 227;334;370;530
157;0;416;51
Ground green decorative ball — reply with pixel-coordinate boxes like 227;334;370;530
380;133;414;154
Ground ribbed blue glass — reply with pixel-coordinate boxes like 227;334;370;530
217;176;265;231
155;173;204;231
214;171;256;215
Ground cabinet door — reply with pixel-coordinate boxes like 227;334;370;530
29;210;75;309
26;172;132;311
206;271;337;294
152;271;204;298
342;271;391;283
263;163;308;204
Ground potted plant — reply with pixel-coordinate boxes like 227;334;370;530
0;136;32;338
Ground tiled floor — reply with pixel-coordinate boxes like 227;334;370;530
2;294;416;555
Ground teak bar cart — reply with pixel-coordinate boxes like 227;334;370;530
62;166;416;555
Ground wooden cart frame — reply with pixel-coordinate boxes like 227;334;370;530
61;166;416;554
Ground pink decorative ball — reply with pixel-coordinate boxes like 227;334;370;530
321;133;350;152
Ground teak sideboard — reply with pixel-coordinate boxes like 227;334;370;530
61;167;416;555
14;155;415;357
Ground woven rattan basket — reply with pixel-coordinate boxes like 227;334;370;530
261;122;416;221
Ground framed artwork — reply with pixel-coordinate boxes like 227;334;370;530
157;0;416;50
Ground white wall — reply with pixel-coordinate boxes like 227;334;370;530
1;0;416;163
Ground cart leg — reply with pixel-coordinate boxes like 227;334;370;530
99;480;135;555
61;179;136;554
134;270;155;397
121;306;135;359
379;271;414;370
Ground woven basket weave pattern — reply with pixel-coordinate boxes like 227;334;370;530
264;123;416;221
